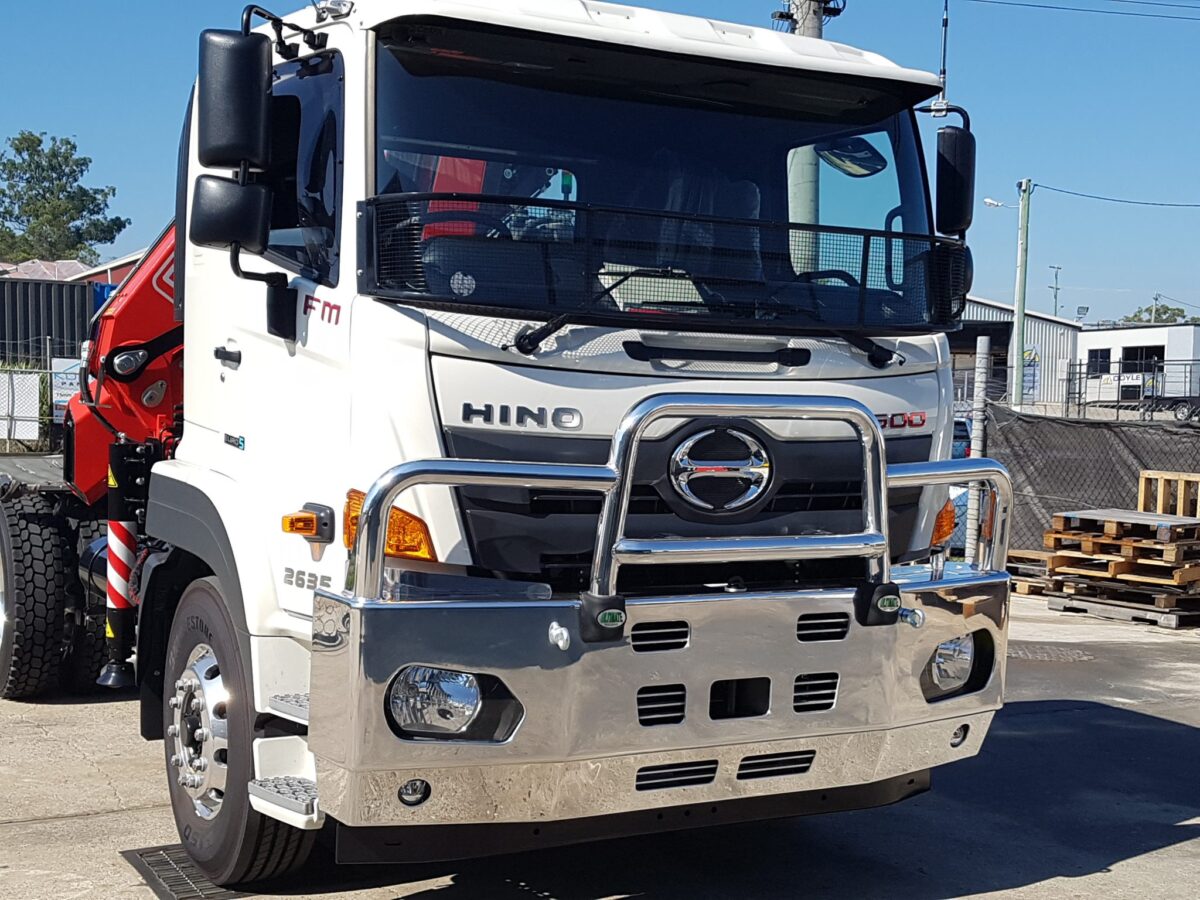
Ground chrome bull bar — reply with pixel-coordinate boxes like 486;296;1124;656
349;394;1012;605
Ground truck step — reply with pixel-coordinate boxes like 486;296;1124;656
248;776;319;817
268;692;310;724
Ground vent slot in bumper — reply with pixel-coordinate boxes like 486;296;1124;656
631;620;690;652
793;672;840;712
737;749;817;780
796;612;850;642
635;759;719;791
637;684;686;726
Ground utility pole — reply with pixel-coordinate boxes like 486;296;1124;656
1152;292;1161;324
1011;179;1034;412
784;2;832;269
1048;265;1062;318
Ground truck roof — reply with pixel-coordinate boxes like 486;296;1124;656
343;0;942;92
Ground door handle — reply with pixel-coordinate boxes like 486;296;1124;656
214;346;242;366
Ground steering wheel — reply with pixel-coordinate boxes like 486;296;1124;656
796;269;861;288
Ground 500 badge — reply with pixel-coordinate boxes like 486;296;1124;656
283;568;332;591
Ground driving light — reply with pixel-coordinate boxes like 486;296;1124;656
931;633;975;691
389;666;481;736
932;499;956;549
344;489;436;561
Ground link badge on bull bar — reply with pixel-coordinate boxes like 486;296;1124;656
581;594;628;642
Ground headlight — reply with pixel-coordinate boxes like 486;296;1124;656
389;666;481;736
931;634;975;692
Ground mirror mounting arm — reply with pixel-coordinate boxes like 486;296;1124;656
917;103;971;133
230;246;299;343
241;4;328;58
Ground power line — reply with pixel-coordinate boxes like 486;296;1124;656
1036;184;1200;208
1097;1;1200;10
963;0;1200;21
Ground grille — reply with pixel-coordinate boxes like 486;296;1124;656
796;612;851;642
364;193;969;332
631;621;691;652
526;481;863;517
635;760;719;791
737;749;817;781
793;673;840;712
637;684;687;726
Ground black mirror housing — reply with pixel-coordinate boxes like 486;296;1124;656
936;125;976;236
198;29;272;169
190;175;272;255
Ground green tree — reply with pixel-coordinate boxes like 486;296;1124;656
1121;304;1200;325
0;131;130;266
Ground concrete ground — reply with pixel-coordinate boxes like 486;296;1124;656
2;599;1198;900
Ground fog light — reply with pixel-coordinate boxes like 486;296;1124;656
931;633;975;691
398;778;432;807
389;666;481;736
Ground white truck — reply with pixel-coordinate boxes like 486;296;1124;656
0;0;1013;887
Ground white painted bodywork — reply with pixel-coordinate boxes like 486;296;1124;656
153;1;956;712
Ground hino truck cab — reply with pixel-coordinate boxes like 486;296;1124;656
39;0;1014;886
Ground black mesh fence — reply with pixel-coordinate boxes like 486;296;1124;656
985;404;1200;550
362;193;968;331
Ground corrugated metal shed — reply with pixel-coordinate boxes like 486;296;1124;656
964;296;1081;405
0;278;93;363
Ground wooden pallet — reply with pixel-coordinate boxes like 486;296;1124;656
1047;594;1200;630
1045;550;1200;589
1052;509;1200;543
1054;575;1200;610
1139;470;1200;518
1043;530;1200;564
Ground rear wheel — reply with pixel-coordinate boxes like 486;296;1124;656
164;578;313;886
0;495;72;699
1173;401;1194;423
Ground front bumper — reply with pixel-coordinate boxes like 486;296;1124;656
310;394;1013;830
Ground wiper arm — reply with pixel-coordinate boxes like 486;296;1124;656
505;314;574;356
834;332;906;370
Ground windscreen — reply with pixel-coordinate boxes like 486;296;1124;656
370;21;965;334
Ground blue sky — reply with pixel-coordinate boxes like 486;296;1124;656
2;1;1196;321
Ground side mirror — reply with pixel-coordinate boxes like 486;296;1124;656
198;30;272;169
936;125;976;237
190;176;272;255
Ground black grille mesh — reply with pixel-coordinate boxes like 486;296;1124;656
363;193;968;330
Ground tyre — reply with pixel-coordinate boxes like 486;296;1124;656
0;495;72;699
1173;401;1194;423
164;577;314;886
60;519;108;693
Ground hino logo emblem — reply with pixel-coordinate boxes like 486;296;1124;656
462;403;584;431
670;428;771;512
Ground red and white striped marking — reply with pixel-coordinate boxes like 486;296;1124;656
107;520;137;611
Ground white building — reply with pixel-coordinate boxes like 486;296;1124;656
958;296;1082;406
1075;324;1200;406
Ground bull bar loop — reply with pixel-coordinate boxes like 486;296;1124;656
349;394;1013;599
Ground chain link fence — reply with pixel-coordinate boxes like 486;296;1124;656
0;338;77;454
984;403;1200;551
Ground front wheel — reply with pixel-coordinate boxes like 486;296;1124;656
163;577;313;886
1173;401;1195;423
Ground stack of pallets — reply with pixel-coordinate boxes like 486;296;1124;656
1036;508;1200;628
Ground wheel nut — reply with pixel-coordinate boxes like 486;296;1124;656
190;698;203;713
193;757;208;771
194;728;210;742
168;697;181;709
169;754;182;768
177;775;187;787
166;725;179;738
174;679;185;690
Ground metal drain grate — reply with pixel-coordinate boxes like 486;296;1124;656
121;845;248;900
1007;643;1095;662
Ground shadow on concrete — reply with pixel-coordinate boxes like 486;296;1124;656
31;685;139;706
256;700;1199;899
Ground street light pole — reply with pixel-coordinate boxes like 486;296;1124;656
1011;179;1034;411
